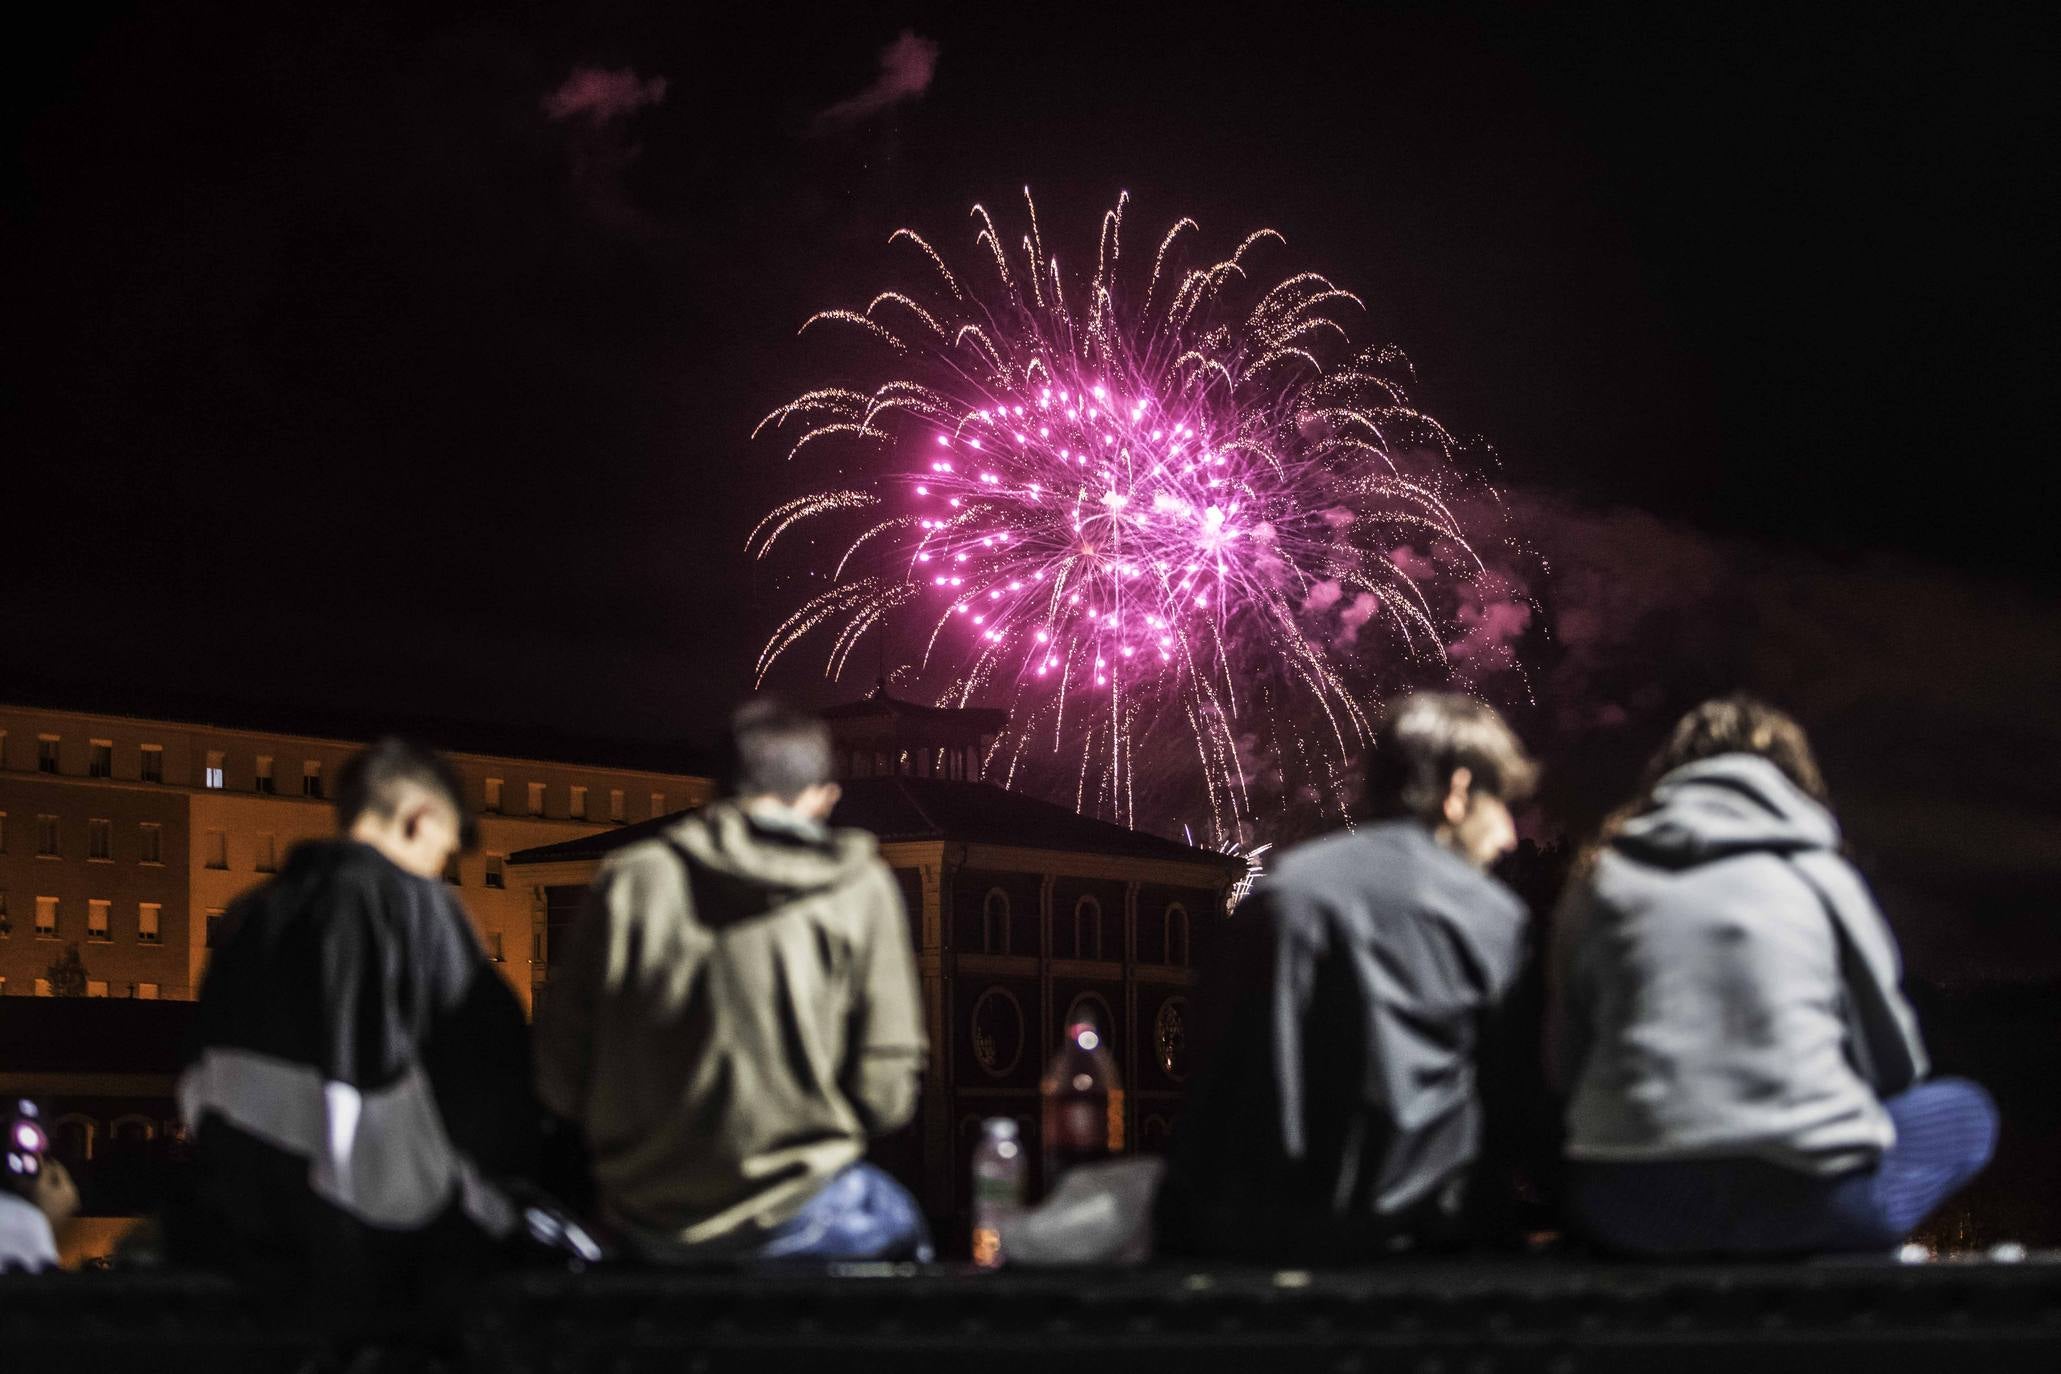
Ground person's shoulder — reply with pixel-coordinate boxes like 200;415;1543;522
596;829;691;881
825;824;882;865
1267;826;1379;889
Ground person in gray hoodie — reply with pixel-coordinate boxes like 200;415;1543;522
1548;696;1995;1255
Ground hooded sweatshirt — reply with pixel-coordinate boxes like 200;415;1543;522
534;800;926;1251
1552;755;1928;1175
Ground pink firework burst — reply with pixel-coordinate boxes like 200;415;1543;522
752;191;1527;842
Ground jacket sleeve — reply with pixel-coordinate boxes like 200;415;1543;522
1255;885;1322;1162
418;884;541;1186
1796;854;1929;1095
840;863;929;1136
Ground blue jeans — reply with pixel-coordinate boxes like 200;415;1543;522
1568;1078;1998;1256
751;1162;933;1263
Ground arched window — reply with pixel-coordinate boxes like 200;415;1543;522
981;888;1012;954
110;1114;156;1144
1164;903;1191;967
1073;895;1103;960
52;1114;96;1163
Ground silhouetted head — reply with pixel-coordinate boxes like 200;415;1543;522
720;697;841;821
336;737;473;878
1365;692;1537;868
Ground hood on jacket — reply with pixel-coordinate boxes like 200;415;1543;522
1614;754;1839;868
667;799;878;904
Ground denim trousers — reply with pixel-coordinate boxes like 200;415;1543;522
1567;1077;1998;1256
750;1161;934;1263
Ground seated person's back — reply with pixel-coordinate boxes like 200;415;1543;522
536;700;928;1260
173;739;538;1328
1548;696;1993;1256
1157;693;1537;1262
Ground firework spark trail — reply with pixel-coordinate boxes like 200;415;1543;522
753;192;1527;843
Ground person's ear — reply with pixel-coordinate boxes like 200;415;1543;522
400;803;426;843
1442;767;1474;827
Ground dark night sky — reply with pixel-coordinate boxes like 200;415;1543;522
5;4;2055;970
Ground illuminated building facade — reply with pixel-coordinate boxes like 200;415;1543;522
0;702;713;1013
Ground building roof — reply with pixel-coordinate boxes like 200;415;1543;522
509;775;1245;875
819;685;1009;733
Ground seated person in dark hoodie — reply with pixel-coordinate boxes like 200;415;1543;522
1548;696;1995;1255
1157;693;1539;1262
535;698;930;1262
174;739;540;1332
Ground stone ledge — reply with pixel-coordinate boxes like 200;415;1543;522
4;1259;2058;1372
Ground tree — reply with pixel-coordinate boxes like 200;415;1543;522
46;942;89;997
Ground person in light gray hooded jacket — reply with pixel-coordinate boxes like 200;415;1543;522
1548;696;1995;1255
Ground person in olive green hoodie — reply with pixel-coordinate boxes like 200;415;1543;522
536;699;930;1261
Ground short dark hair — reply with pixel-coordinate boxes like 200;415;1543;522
336;738;475;848
1364;692;1537;822
719;698;834;801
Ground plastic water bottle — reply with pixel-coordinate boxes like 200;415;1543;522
1040;1022;1124;1193
970;1117;1026;1268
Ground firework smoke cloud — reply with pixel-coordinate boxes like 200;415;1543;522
811;31;939;133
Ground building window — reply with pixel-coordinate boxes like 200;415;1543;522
255;755;275;794
86;979;109;998
38;736;59;773
140;744;164;784
1074;895;1104;961
0;890;9;938
89;741;112;778
139;903;161;944
485;854;505;889
1165;903;1191;967
484;778;504;813
609;789;625;822
488;930;505;962
569;786;588;820
981;888;1011;954
139;823;163;865
528;782;546;817
135;982;160;1000
204;750;225;789
36;897;59;939
87;900;111;942
650;792;667;818
34;978;52;997
302;762;323;798
88;819;113;861
256;833;277;873
205;909;227;949
37;815;60;857
205;830;228;870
